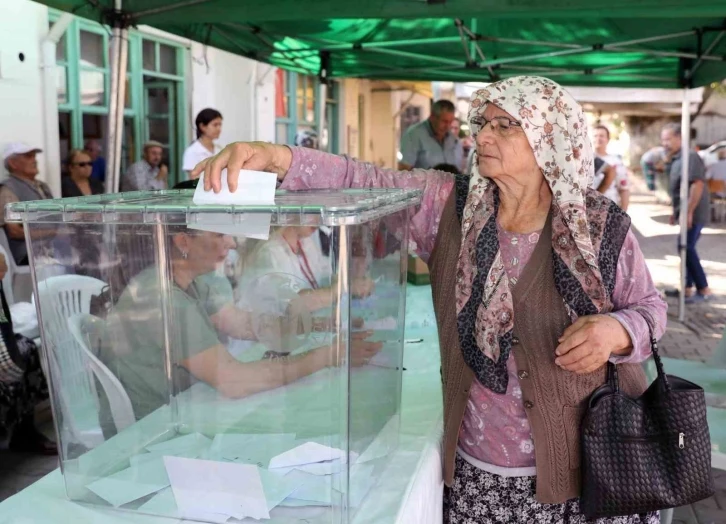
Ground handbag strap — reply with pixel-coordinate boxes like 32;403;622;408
650;335;671;392
607;334;670;393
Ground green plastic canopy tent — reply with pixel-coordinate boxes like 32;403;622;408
39;1;726;87
40;0;726;320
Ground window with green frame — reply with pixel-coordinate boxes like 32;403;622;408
275;70;339;153
51;10;188;187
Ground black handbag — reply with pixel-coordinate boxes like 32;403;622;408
580;336;715;519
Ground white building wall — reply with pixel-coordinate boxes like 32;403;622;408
188;43;276;146
0;0;53;190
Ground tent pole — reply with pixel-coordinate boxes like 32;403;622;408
318;52;330;151
678;88;691;322
105;1;129;194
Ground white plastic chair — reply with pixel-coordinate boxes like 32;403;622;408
0;243;15;305
34;274;107;448
67;313;135;434
0;228;31;304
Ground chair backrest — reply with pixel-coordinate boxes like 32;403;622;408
34;275;107;447
0;228;12;263
0;243;15;305
0;228;32;302
67;313;135;434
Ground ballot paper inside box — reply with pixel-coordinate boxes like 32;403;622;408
7;186;421;523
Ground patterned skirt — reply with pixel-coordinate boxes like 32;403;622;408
444;455;660;524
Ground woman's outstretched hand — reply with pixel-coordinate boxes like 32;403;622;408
554;314;632;374
191;142;293;193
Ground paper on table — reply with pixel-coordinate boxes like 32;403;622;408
86;458;169;507
278;497;330;507
258;469;309;511
270;459;344;476
279;464;376;508
281;472;332;505
269;442;346;469
163;456;269;521
146;432;211;457
137;487;179;517
138;489;232;524
130;448;201;467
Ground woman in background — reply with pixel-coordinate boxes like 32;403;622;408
61;150;104;198
183;108;223;180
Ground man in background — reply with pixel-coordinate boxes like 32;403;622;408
707;149;726;183
591;125;631;211
0;143;53;264
121;141;167;192
84;139;106;186
661;123;712;304
641;146;666;192
399;100;463;171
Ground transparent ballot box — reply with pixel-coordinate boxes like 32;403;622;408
7;187;421;523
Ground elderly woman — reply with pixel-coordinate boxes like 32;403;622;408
193;77;666;523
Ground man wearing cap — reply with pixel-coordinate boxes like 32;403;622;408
121;141;168;192
1;143;54;265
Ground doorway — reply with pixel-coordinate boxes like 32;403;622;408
143;79;177;185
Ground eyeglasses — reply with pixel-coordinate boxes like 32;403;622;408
72;162;93;167
470;116;522;137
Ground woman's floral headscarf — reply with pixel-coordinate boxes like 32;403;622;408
455;76;615;393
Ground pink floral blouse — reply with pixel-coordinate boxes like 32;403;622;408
282;147;668;470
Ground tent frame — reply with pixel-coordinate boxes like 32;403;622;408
258;21;726;82
93;6;700;319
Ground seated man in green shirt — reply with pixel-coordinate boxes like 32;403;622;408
99;227;381;422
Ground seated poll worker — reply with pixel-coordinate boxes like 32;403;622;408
99;223;381;423
192;76;666;523
238;226;374;313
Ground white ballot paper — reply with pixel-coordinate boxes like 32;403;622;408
163;456;269;521
190;169;277;240
270;459;344;476
269;442;347;469
193;169;277;206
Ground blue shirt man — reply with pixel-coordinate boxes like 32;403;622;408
399;100;463;171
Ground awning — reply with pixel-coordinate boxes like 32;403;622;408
38;1;726;88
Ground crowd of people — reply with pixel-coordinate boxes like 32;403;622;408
0;81;717;524
397;97;717;307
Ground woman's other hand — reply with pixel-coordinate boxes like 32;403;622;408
191;142;293;193
554;315;632;374
0;253;7;281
